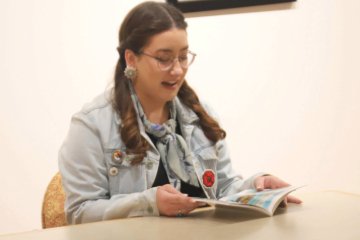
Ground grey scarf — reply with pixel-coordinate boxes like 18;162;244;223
128;82;199;187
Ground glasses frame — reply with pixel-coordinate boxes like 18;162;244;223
139;50;196;71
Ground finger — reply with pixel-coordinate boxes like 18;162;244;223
275;178;290;189
176;194;197;207
265;176;289;189
255;176;265;191
176;201;199;216
157;192;187;217
173;193;197;208
162;190;195;209
157;186;199;216
196;201;208;207
287;195;302;204
160;184;183;195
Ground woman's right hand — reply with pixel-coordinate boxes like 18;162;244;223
156;184;199;217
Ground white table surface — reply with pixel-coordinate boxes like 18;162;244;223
1;191;359;240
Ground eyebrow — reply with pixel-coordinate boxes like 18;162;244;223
155;46;189;54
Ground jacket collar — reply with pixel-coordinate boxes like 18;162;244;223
174;97;199;125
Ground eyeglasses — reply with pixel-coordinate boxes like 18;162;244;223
139;51;196;71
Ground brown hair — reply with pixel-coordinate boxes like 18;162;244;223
113;2;226;164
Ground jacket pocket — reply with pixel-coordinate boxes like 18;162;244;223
104;148;145;195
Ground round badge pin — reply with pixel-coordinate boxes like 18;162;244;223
202;169;215;188
112;150;123;164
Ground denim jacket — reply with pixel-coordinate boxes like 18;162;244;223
59;91;263;224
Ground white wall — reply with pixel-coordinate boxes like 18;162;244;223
186;0;360;192
1;0;359;235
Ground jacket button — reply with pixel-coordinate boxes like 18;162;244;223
109;167;119;176
112;150;123;164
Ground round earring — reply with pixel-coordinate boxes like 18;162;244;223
124;66;137;80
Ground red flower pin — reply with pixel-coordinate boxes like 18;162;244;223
202;169;215;188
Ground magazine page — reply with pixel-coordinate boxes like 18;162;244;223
194;197;271;215
194;185;302;216
220;185;300;215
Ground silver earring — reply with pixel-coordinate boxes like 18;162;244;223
124;66;137;80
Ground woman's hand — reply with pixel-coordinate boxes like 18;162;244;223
254;175;302;205
156;184;200;217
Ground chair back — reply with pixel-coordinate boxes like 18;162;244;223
41;172;67;228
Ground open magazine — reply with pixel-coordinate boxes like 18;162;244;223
193;185;303;216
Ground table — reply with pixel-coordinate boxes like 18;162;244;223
1;191;359;240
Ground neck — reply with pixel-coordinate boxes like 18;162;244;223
138;96;169;124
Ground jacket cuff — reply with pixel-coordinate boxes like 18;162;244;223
143;187;160;216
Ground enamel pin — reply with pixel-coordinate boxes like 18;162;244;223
202;169;215;188
112;150;123;164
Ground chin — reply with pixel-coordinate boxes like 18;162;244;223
162;93;178;103
164;95;177;102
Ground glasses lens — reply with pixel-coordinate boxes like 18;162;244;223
158;52;196;71
158;60;173;71
184;52;195;68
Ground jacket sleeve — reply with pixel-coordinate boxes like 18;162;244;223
58;112;159;224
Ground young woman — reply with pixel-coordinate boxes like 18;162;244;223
59;1;301;224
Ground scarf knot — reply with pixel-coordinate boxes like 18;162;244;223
128;81;199;187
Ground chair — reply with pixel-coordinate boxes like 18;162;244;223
41;172;67;228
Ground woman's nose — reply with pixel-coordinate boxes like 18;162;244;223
170;59;184;76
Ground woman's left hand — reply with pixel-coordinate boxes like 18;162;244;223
254;175;302;205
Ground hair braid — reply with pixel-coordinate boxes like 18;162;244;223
178;81;226;142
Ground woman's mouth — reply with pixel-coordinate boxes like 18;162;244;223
161;81;178;88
